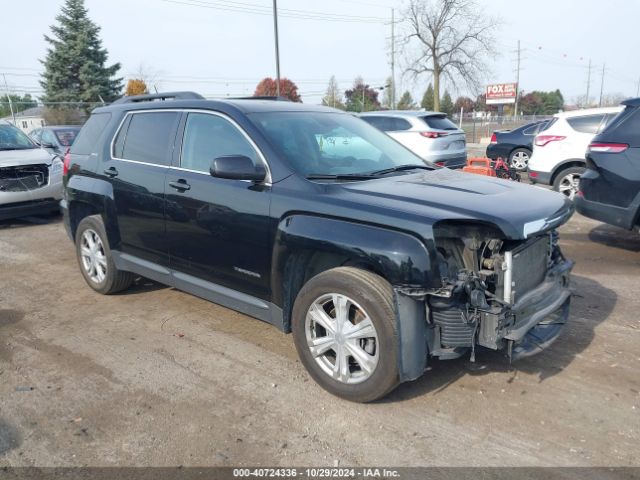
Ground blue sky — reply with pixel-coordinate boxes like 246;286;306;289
1;0;639;104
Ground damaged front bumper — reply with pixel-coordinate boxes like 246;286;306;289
394;240;574;381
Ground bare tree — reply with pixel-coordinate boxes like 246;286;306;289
402;0;499;111
322;75;345;109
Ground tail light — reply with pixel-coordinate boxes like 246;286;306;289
535;135;566;147
63;149;71;177
588;142;629;153
490;133;497;144
420;131;448;139
529;171;538;178
435;161;445;167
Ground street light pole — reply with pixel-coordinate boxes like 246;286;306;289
272;0;281;97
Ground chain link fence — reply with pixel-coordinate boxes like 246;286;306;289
454;115;554;143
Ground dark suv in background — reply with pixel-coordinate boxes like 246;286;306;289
577;98;640;230
62;92;574;402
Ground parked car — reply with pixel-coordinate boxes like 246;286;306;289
359;111;467;168
62;92;574;402
576;98;640;230
29;125;81;155
0;121;63;220
528;107;622;199
486;120;549;171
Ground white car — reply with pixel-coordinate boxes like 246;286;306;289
528;106;622;198
360;111;467;168
0;121;63;220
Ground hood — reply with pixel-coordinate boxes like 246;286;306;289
337;168;574;240
0;148;55;168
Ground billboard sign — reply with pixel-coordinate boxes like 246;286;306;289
486;83;517;105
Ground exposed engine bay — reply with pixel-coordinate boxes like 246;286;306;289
423;223;573;362
0;164;50;192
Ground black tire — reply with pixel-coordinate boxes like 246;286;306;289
75;215;134;295
508;148;531;171
552;166;585;200
292;267;400;402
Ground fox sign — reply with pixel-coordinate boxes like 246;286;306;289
486;83;517;104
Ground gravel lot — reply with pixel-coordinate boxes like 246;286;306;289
0;209;639;467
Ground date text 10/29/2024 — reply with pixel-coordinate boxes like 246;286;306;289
233;468;401;478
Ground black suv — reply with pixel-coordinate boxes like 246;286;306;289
576;98;640;230
62;92;574;402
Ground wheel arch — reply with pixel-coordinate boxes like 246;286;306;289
271;214;437;333
550;158;586;185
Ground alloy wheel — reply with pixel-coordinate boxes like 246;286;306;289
80;229;107;284
305;293;379;384
510;151;530;170
557;172;581;200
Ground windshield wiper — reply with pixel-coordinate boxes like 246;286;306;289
368;164;433;176
306;173;376;181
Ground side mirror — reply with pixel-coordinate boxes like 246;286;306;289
210;155;266;182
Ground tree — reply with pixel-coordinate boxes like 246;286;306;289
519;90;565;115
125;79;149;96
440;90;454;114
454;95;474;114
40;0;122;105
344;77;381;112
421;83;435;110
0;94;37;119
403;0;499;111
397;91;416;110
254;77;301;102
600;93;626;107
321;75;345;109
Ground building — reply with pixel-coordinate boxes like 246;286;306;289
1;106;46;133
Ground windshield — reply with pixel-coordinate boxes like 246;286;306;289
0;124;36;150
249;111;429;177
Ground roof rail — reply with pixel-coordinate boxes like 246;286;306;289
112;91;205;105
228;96;291;102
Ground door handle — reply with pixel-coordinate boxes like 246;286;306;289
103;167;118;178
169;179;191;191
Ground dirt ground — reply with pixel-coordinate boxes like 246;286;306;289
0;211;638;467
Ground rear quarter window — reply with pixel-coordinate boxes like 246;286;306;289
566;114;606;134
71;113;112;155
421;115;457;130
598;106;640;146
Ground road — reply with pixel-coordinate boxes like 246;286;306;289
0;211;639;467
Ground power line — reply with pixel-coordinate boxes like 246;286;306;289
161;0;386;23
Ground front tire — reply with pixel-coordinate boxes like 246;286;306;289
509;148;531;171
75;215;134;294
292;267;400;402
552;166;584;200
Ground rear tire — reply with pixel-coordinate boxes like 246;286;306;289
552;166;584;200
75;215;134;295
292;267;400;402
508;148;531;171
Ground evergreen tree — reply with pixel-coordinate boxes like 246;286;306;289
344;77;381;112
421;83;434;110
40;0;122;104
397;91;416;110
440;90;454;114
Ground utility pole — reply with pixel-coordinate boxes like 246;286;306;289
272;0;281;97
390;8;396;109
636;76;640;97
2;74;16;125
599;64;605;107
514;40;521;118
585;58;592;108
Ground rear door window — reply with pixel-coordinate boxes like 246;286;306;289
567;114;606;134
387;118;412;131
115;111;180;165
421;115;457;130
72;113;112;155
362;116;390;131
